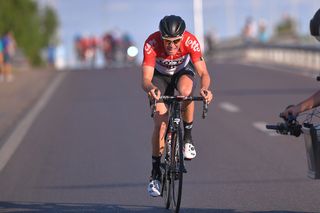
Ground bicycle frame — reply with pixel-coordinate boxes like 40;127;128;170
151;95;208;213
163;99;184;212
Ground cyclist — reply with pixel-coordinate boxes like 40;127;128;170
141;15;213;197
281;8;320;118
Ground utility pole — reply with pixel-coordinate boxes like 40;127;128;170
193;0;204;51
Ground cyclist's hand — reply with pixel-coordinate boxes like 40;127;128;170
200;88;213;104
148;88;161;101
280;105;299;119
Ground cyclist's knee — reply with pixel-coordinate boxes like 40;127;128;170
177;75;193;96
178;85;193;96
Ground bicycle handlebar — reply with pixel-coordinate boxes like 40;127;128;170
159;96;205;101
265;114;302;137
151;95;208;119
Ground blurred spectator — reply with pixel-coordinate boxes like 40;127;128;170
257;19;268;43
1;31;16;82
47;43;56;67
73;34;97;67
80;36;91;61
102;32;116;65
121;32;134;63
0;38;3;81
241;17;257;44
89;35;100;67
74;34;83;62
74;29;137;68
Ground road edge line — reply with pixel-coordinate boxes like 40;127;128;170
0;72;67;172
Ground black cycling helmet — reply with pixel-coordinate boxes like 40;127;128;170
310;8;320;36
159;15;186;38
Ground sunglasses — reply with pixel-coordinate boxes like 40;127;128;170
162;37;182;45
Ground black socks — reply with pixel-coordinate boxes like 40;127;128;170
183;121;193;140
151;156;161;179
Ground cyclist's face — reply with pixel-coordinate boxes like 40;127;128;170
162;37;182;55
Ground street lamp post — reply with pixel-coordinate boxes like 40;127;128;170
193;0;204;52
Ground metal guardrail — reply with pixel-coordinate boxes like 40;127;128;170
245;44;320;70
215;43;320;74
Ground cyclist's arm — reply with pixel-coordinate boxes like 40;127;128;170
142;65;156;93
193;60;211;90
282;90;320;118
193;60;213;103
141;65;161;100
296;90;320;112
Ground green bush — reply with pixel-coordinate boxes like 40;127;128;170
0;0;59;66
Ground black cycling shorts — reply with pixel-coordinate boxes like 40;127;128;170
152;63;196;97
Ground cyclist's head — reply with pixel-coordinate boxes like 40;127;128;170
159;15;186;39
310;8;320;41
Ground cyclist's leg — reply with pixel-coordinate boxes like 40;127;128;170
174;64;197;159
152;103;168;157
177;74;194;122
175;63;196;128
151;71;174;157
148;71;174;197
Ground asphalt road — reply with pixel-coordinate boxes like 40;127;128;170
0;61;320;213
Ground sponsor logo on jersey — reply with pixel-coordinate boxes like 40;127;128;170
144;43;152;55
144;39;157;55
185;36;201;52
157;56;186;69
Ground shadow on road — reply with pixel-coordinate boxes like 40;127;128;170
0;201;308;213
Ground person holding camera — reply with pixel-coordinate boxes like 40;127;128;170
281;9;320;118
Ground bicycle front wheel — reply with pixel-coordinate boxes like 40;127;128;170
170;129;184;212
161;159;171;209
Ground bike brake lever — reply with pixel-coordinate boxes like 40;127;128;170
202;101;208;119
151;89;159;118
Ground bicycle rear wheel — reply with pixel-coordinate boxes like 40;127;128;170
170;129;184;212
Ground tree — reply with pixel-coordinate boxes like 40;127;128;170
0;0;59;66
274;15;298;38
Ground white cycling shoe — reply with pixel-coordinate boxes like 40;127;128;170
147;179;161;197
183;142;197;160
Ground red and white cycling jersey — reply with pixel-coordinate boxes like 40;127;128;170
143;31;202;75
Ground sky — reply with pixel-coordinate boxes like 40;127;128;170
38;0;320;66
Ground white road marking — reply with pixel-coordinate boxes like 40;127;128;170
0;72;67;172
219;102;240;113
253;121;279;136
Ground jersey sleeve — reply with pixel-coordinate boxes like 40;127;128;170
142;39;156;67
184;33;203;63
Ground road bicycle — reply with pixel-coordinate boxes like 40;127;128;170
266;107;320;179
151;95;208;213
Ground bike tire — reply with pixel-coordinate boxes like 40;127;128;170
162;131;172;209
162;161;171;209
170;129;183;213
